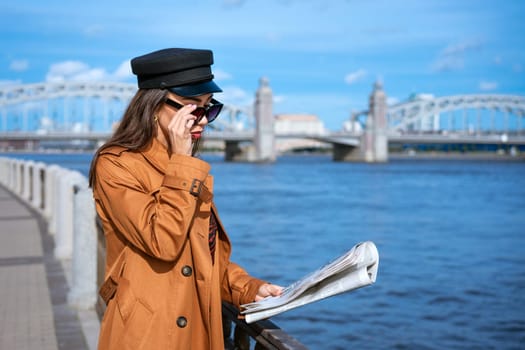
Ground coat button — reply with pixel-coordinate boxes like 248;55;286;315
177;316;187;328
181;265;192;277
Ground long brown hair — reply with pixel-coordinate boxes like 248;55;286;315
88;88;167;187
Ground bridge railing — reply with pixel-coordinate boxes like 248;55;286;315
0;156;308;350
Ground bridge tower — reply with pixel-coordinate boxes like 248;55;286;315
364;80;388;162
254;77;275;162
333;81;389;162
224;77;276;162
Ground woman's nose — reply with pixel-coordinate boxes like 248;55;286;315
198;116;209;126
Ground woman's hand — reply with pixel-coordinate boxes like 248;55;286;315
167;104;197;156
255;283;283;301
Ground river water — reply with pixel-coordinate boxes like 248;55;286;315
6;152;525;349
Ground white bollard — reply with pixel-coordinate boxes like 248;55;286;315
31;162;45;211
0;157;7;185
9;159;16;189
45;165;61;232
4;158;13;189
9;159;17;191
14;160;23;195
68;177;97;309
22;160;34;202
54;169;75;259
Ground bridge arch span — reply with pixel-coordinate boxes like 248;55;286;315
387;94;525;132
0;81;253;133
0;81;137;105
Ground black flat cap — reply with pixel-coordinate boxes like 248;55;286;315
130;48;222;97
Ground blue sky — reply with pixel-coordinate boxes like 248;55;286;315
1;0;524;130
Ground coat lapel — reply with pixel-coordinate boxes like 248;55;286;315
140;139;170;174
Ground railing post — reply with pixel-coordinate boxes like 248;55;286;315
0;157;7;186
31;162;45;210
6;158;15;190
45;165;60;233
234;324;251;350
10;159;17;190
15;159;23;195
22;160;33;202
68;176;97;309
222;302;309;350
54;169;78;259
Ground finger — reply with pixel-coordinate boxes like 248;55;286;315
259;284;282;297
180;103;197;118
185;116;196;128
268;285;283;296
168;104;196;123
168;107;197;132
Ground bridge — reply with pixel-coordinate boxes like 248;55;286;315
1;80;524;162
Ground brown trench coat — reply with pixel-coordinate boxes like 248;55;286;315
92;139;265;350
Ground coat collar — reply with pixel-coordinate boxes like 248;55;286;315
140;138;170;174
140;140;214;194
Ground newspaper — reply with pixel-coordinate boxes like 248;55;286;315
240;241;379;323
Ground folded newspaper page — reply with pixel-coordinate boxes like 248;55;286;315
240;241;379;323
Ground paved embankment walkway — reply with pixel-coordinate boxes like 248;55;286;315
0;185;94;350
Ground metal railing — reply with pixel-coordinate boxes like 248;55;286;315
0;156;308;350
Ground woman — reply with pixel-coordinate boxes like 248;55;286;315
89;48;282;350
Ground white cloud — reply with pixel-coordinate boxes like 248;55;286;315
387;96;400;105
479;80;498;91
113;60;133;80
220;85;288;108
220;85;253;106
71;68;107;82
45;60;132;82
344;69;367;85
46;61;90;82
440;41;481;56
273;95;285;104
432;39;482;72
9;59;29;72
432;56;464;72
213;68;233;81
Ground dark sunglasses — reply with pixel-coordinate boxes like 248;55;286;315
164;97;223;124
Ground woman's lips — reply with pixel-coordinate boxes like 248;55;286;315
191;132;202;140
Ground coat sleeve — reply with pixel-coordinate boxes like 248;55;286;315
222;262;267;307
93;152;211;262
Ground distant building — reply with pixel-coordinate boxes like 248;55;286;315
274;114;328;152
